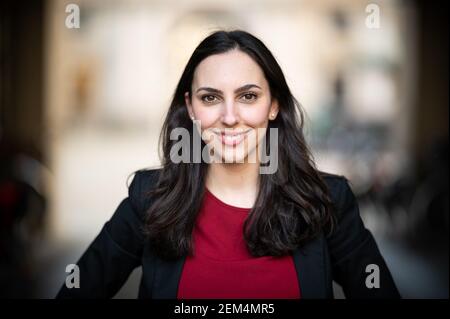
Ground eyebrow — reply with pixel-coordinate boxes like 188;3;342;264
195;84;262;94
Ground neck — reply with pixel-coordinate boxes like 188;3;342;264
205;161;260;207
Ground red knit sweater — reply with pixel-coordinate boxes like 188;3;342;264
177;188;301;299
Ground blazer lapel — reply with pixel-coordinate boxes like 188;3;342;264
292;234;329;298
151;255;186;299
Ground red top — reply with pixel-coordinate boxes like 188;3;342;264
177;188;301;299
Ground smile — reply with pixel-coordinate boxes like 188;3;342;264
214;129;251;146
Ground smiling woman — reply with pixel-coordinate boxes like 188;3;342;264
56;30;400;299
185;50;277;167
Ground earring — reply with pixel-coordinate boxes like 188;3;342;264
271;113;275;119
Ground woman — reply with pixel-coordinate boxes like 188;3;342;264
56;30;400;299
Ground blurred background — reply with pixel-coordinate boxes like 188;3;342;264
0;0;447;298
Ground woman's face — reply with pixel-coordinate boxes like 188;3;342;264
185;49;278;163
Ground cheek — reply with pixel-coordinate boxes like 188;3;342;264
192;105;219;129
192;100;271;129
240;107;270;127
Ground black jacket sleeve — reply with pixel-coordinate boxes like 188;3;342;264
326;176;401;298
55;170;152;298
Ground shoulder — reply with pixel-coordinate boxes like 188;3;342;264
127;167;162;214
319;171;353;195
319;171;357;220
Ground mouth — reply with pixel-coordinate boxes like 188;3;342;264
213;129;251;146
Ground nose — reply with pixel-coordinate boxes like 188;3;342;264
221;100;239;126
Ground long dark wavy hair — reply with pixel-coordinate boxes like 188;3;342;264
144;30;336;261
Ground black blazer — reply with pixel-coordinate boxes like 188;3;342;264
56;169;400;299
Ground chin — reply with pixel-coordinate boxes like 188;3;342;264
221;154;248;164
214;147;258;164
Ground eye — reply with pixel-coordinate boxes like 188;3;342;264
201;94;219;103
240;92;258;102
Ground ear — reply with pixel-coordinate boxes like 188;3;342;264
185;92;194;119
269;99;279;120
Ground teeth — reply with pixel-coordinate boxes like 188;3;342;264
223;134;241;142
223;133;244;136
219;131;248;145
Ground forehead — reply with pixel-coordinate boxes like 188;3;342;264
192;50;268;90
